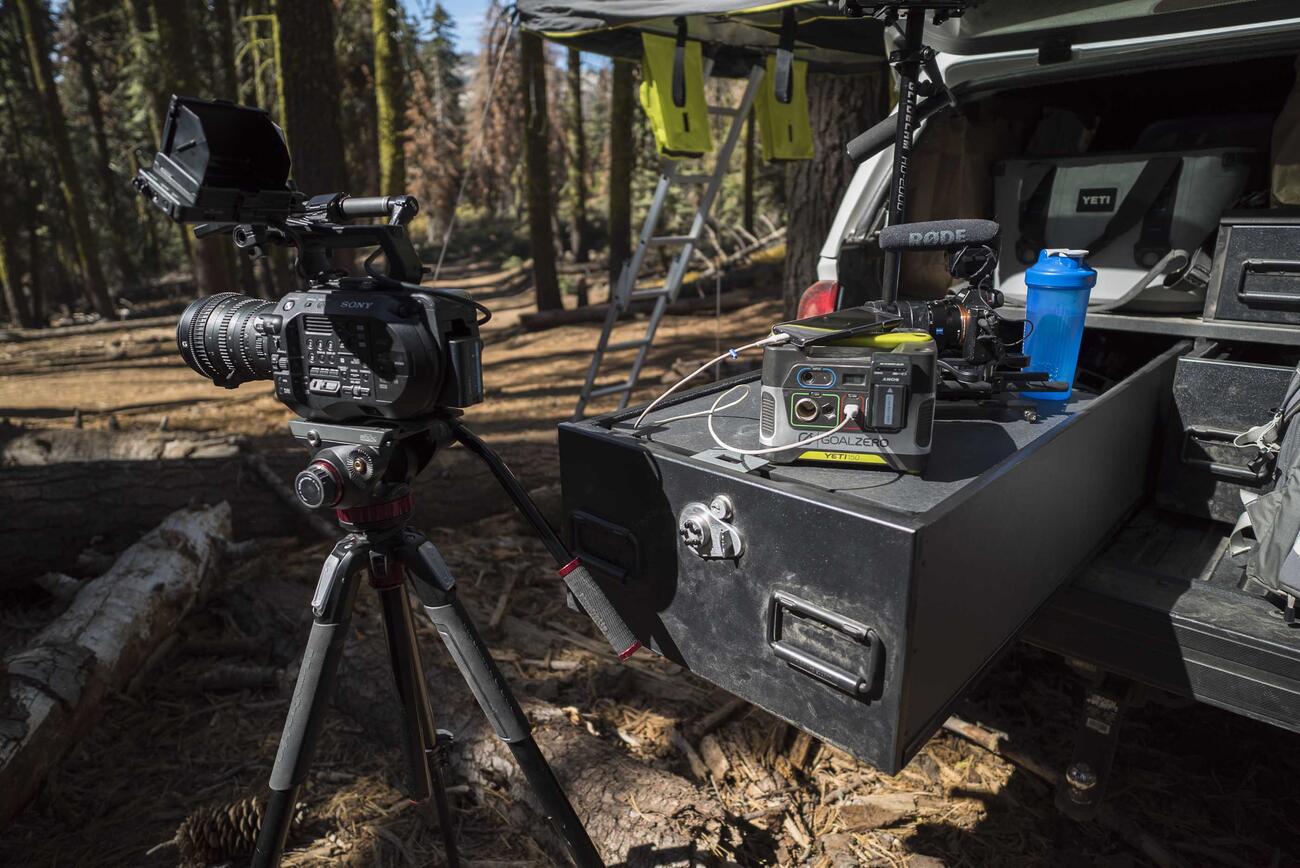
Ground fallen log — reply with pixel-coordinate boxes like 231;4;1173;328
0;504;232;828
1;314;177;342
1;428;240;464
0;456;294;587
519;281;777;332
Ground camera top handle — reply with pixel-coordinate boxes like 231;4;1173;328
197;191;426;284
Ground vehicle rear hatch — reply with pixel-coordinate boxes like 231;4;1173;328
931;0;1300;57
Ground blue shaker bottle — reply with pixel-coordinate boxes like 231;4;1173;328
1022;249;1096;401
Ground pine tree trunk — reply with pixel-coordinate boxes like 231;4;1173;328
213;0;258;295
213;0;239;98
566;48;590;266
14;0;113;318
276;0;350;196
522;31;561;311
372;0;406;194
122;0;162;279
782;72;886;318
607;58;635;295
151;0;234;298
743;108;756;235
0;220;32;327
69;0;141;294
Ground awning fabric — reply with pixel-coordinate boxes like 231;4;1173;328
517;1;888;75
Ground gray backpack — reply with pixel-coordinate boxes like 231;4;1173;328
1231;363;1300;624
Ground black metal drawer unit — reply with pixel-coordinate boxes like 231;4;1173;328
558;347;1181;772
1204;211;1300;326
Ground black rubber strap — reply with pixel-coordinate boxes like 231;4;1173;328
1083;156;1182;254
672;17;688;108
1016;165;1057;263
775;7;796;105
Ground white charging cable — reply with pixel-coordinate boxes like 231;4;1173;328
633;332;790;428
700;384;862;456
643;386;751;427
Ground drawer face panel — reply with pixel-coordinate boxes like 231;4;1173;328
1206;221;1300;326
1157;356;1292;523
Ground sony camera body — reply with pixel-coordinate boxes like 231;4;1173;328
758;332;937;472
142;95;483;426
177;283;483;424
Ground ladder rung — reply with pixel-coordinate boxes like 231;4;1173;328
648;234;697;246
628;288;669;302
607;338;650;351
676;174;711;185
589;381;632;398
708;105;741;116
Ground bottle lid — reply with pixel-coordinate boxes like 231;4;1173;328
1027;248;1098;290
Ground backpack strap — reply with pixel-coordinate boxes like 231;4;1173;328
672;17;688;108
775;8;797;105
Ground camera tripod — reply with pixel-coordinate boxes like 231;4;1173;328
252;417;637;868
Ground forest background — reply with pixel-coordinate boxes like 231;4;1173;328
0;0;887;332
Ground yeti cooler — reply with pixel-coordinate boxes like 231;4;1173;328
994;149;1257;312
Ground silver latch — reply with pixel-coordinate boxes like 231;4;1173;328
678;495;744;560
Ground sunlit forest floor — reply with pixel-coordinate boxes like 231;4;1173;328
1;271;1298;866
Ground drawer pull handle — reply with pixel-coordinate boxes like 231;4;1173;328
1238;259;1300;305
1182;426;1272;484
767;591;882;697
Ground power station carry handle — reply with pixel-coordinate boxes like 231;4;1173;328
559;559;642;660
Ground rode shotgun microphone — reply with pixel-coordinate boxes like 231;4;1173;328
879;219;1000;252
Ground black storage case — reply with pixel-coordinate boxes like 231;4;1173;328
1204;211;1300;326
558;346;1182;772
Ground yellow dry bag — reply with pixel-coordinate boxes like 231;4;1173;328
755;55;814;162
639;28;711;159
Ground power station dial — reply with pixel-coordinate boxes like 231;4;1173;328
295;461;342;509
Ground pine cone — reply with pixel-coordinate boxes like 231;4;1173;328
174;796;266;866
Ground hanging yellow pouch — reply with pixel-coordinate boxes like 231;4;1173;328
639;31;711;159
755;55;814;162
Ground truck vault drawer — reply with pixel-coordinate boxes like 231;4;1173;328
558;346;1182;772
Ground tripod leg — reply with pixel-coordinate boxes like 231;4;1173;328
372;557;460;867
399;533;604;868
252;538;366;868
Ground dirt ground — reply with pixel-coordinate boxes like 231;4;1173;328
2;276;1299;867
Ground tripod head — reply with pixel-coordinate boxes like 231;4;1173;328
289;418;451;529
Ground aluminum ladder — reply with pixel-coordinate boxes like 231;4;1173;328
573;64;766;419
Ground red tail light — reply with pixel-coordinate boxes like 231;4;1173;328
796;280;841;319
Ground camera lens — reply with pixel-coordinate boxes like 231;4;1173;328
177;293;276;386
